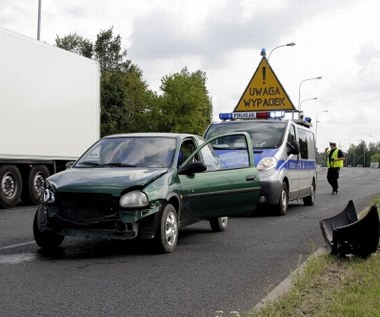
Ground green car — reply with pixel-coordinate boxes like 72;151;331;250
33;132;260;253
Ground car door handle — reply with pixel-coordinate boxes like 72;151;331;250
246;175;257;182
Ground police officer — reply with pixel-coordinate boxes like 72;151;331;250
326;142;345;195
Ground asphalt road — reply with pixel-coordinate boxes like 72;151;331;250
0;167;379;317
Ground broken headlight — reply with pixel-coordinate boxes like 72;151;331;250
119;190;149;208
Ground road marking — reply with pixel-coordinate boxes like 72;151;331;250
0;241;35;250
0;253;36;264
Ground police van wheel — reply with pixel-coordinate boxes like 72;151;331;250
276;182;289;216
303;181;315;206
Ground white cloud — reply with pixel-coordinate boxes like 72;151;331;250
1;0;379;152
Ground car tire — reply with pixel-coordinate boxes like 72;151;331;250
33;206;64;250
303;181;315;206
275;182;289;216
0;165;22;209
27;165;50;205
154;203;178;253
209;217;228;232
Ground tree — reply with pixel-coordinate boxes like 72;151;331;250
158;67;213;135
55;33;93;58
56;27;153;136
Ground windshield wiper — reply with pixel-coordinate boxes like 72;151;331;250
79;161;101;166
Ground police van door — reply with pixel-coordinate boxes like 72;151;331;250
287;123;300;199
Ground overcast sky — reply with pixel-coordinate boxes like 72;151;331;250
1;0;379;151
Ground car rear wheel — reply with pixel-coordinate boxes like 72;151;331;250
33;206;64;250
303;181;315;206
155;203;178;253
209;217;228;232
275;182;289;216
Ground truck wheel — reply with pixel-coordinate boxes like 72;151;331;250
154;204;178;253
210;217;228;232
275;182;289;216
303;181;315;206
33;207;64;250
0;165;22;209
27;165;50;205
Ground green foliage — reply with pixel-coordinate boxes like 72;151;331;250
94;27;131;72
158;67;213;135
55;33;93;58
56;29;213;137
370;153;380;165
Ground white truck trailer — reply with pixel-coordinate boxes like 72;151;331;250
0;27;100;208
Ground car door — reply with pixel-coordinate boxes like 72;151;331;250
177;132;260;223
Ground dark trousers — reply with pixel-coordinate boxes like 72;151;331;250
327;168;340;192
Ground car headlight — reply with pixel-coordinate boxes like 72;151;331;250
119;191;149;208
40;180;55;204
257;157;277;173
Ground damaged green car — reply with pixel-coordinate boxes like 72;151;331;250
33;132;260;253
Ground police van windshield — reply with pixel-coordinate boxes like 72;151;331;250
205;121;287;149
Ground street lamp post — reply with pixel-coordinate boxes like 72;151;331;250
37;0;42;41
267;42;296;60
299;97;318;115
298;77;322;111
315;110;328;144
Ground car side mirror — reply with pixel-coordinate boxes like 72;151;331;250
178;161;207;175
287;140;300;155
65;161;75;169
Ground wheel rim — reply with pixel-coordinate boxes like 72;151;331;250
220;217;228;228
280;188;288;211
33;172;45;198
1;172;17;200
165;211;178;247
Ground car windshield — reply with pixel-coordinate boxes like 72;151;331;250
206;121;287;149
75;136;177;168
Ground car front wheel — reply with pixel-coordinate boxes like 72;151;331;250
33;206;64;250
155;204;178;253
210;217;228;232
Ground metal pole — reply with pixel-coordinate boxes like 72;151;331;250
268;42;295;60
37;0;41;41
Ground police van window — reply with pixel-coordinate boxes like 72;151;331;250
305;129;316;159
297;128;309;159
205;121;287;149
287;125;296;143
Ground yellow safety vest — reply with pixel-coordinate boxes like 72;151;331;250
328;148;344;168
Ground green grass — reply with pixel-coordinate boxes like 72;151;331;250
241;197;380;317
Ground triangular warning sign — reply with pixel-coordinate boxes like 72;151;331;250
234;56;296;112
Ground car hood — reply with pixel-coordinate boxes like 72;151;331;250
47;167;169;196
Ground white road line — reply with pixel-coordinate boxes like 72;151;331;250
0;241;35;250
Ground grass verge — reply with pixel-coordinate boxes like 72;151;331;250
244;197;380;317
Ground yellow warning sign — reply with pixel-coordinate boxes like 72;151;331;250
234;57;296;112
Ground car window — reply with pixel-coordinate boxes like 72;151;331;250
76;136;177;168
186;133;251;170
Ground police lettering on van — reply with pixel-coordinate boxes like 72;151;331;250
204;111;317;216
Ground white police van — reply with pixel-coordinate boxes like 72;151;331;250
204;111;317;215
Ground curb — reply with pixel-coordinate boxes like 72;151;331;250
253;246;328;311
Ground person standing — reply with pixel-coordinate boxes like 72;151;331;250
326;142;345;195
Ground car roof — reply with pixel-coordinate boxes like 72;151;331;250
102;132;203;141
